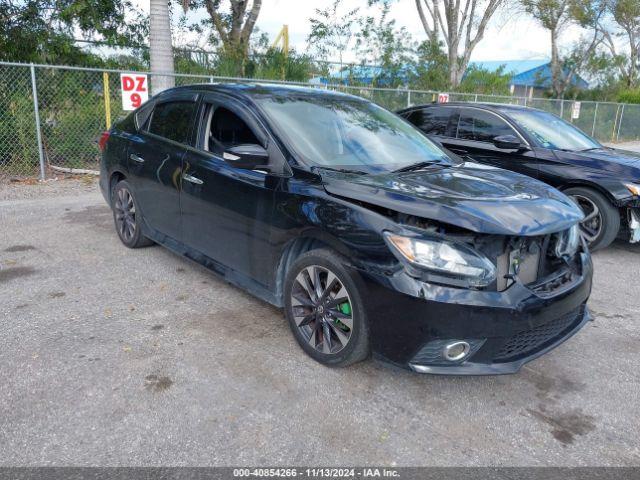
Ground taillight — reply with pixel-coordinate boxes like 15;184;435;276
98;131;110;152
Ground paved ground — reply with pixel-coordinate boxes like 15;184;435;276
1;179;639;467
611;140;640;152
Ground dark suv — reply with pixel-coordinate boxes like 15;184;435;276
99;84;591;375
398;102;640;250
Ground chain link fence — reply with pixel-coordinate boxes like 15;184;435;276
1;61;640;181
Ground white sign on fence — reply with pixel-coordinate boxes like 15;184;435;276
438;93;450;103
120;73;148;110
571;101;581;119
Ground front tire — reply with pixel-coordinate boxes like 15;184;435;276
564;186;619;251
111;180;153;248
284;249;370;367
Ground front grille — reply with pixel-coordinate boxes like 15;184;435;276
530;268;576;296
493;306;584;362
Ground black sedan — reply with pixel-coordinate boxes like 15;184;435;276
398;102;640;250
99;84;591;375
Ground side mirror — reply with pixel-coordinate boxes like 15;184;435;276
222;144;270;171
493;135;524;150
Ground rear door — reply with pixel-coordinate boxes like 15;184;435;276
127;93;198;241
446;107;539;178
404;105;457;144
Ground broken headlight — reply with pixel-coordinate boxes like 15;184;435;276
624;183;640;197
383;232;497;287
553;224;580;258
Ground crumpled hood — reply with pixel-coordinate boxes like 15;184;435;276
322;161;584;236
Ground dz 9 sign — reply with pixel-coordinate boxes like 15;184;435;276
120;73;148;110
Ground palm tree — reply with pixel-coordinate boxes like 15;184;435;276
149;0;176;94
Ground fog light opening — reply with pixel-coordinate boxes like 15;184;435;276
443;341;471;362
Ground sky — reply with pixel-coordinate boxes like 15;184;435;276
132;0;590;63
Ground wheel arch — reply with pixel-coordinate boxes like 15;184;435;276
273;230;355;305
558;180;619;206
108;170;127;203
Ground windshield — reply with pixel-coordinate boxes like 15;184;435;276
254;95;451;173
502;109;601;151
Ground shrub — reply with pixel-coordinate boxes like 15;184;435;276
618;89;640;104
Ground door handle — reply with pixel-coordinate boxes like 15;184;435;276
450;148;468;155
182;173;204;185
129;153;145;164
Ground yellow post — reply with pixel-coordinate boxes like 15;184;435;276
103;72;111;129
271;25;289;57
283;25;289;55
611;104;620;142
271;25;290;80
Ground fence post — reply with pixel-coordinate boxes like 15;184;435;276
102;72;111;129
559;99;564;118
616;104;625;142
407;90;411;108
474;94;478;102
30;63;46;181
591;103;598;138
210;76;214;84
611;104;621;142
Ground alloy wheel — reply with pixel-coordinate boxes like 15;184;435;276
290;265;353;355
114;188;137;243
570;194;602;244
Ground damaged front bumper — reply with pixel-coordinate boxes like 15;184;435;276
614;196;640;244
356;251;593;375
628;208;640;243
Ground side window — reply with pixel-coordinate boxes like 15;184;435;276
457;109;515;142
407;107;453;136
135;101;154;130
205;105;260;153
148;101;196;144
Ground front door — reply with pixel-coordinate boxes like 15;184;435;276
180;95;282;288
127;95;198;241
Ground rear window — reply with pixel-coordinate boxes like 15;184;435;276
406;107;453;135
148;101;196;144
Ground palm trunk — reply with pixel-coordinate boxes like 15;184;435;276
550;27;563;97
448;41;460;87
149;0;175;95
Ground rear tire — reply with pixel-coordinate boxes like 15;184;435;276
283;248;370;368
564;186;619;251
111;180;154;248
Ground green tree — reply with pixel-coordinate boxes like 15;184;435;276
602;0;640;88
307;0;360;73
521;0;607;97
0;0;145;64
458;65;511;94
197;0;262;76
355;1;414;87
413;0;507;87
407;40;449;91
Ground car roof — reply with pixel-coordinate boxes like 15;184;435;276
155;82;364;103
398;101;543;115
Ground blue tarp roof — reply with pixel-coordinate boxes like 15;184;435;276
469;59;589;89
311;59;589;89
470;60;549;76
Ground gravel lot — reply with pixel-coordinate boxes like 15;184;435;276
1;178;639;467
